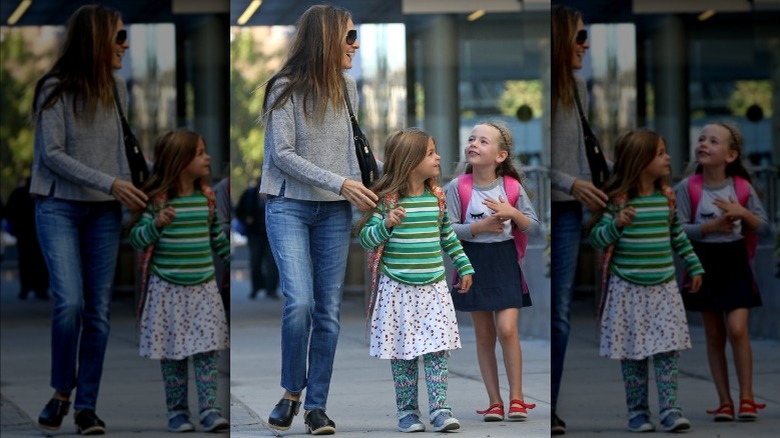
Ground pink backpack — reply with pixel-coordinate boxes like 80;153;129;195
455;174;529;296
687;174;757;261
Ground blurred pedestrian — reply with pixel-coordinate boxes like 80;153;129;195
235;176;278;299
5;177;49;300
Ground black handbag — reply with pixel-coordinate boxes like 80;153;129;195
113;82;149;189
574;89;609;188
344;84;379;188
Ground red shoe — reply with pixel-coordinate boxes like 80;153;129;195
507;399;536;420
738;399;766;421
476;403;504;422
706;403;734;421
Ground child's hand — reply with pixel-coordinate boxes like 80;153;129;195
704;213;735;235
713;197;747;221
470;214;504;236
686;274;703;293
454;274;473;293
614;206;636;228
384;206;406;229
483;195;515;222
154;206;176;229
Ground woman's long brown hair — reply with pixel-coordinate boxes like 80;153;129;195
261;4;352;123
33;5;121;121
551;5;582;115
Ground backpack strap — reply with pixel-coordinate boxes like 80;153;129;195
687;174;704;219
366;193;399;321
457;174;473;221
503;175;528;262
597;192;627;320
733;176;757;261
137;192;168;318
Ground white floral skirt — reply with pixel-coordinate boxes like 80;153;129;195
600;276;691;360
139;275;229;360
369;275;461;360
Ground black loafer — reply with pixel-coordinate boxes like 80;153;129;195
38;398;71;430
74;410;106;435
268;398;301;431
304;409;335;435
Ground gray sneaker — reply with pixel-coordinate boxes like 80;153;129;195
431;411;460;432
661;412;690;432
167;414;195;433
627;414;655;433
397;414;425;433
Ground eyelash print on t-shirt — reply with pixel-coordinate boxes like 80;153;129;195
700;212;716;219
470;212;484;220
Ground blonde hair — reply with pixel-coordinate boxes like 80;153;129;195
465;121;525;184
694;121;752;182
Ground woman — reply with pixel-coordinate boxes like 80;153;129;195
260;4;378;436
550;5;609;435
31;5;147;435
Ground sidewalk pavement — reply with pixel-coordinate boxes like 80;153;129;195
556;298;780;437
228;266;552;437
0;266;230;438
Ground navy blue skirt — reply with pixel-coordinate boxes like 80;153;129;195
682;239;761;312
451;239;531;311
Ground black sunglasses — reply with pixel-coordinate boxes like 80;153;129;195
116;29;127;45
576;29;587;45
346;29;357;45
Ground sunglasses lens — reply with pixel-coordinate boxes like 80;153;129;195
346;30;357;45
576;29;587;44
116;29;127;44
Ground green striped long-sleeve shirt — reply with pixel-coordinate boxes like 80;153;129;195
359;190;474;286
130;191;230;286
589;191;704;285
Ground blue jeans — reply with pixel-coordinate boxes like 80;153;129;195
35;197;122;411
265;196;352;411
551;201;583;412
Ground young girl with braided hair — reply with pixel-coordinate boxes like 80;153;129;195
444;122;541;422
129;129;230;433
675;122;769;422
357;128;474;433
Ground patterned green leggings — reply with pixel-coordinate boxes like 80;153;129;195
160;351;220;419
620;350;680;421
390;350;450;419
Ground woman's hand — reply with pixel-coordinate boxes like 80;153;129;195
454;274;473;293
340;179;379;212
110;179;148;212
571;178;608;211
384;206;406;229
154;206;176;229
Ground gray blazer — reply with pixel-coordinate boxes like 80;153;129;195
31;73;130;202
260;73;362;202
